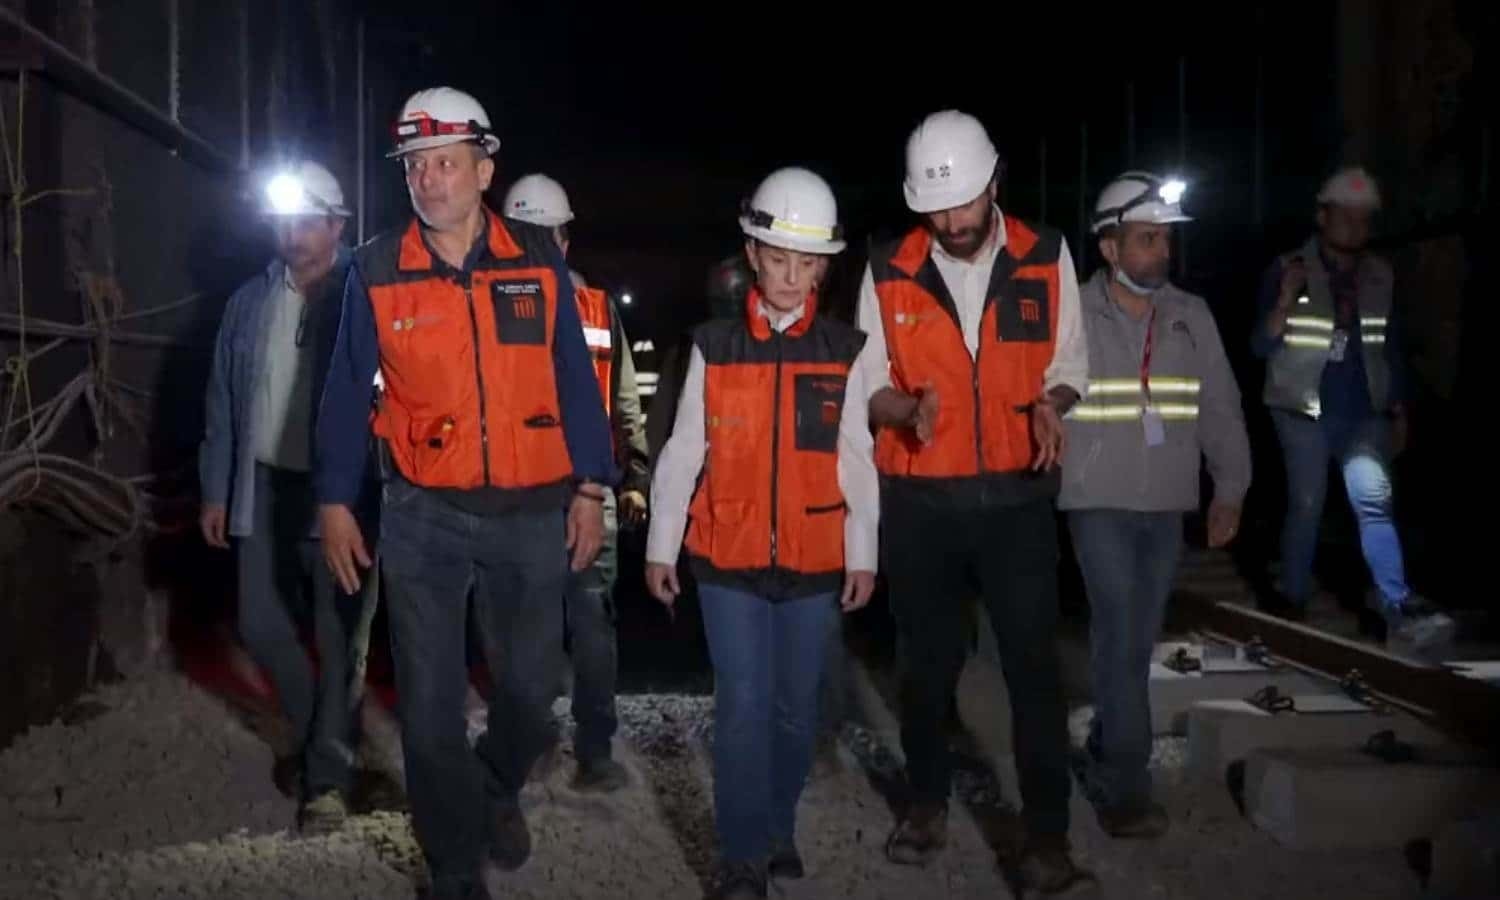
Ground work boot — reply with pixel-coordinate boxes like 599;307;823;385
572;756;630;793
488;803;532;871
1383;595;1456;662
767;838;804;880
1096;801;1168;839
710;861;767;899
272;754;302;799
298;789;348;835
809;733;844;781
1017;836;1094;894
885;801;948;866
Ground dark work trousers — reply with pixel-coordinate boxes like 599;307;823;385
563;491;619;763
236;464;378;797
883;492;1071;839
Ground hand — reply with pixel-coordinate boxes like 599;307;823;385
840;570;876;612
1207;501;1242;549
645;562;681;608
1030;399;1066;471
199;503;229;549
1277;258;1306;310
620;489;648;527
1391;407;1409;456
566;491;605;572
911;384;939;445
319;504;372;594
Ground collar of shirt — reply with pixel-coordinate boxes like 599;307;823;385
757;300;806;334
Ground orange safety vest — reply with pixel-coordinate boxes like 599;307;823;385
870;216;1062;485
683;288;865;594
574;285;614;415
361;210;573;492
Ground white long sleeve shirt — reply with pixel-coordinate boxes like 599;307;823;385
647;303;881;573
855;210;1089;402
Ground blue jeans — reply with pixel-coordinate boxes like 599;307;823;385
700;583;839;865
1270;409;1408;612
379;477;567;891
564;491;618;763
1068;509;1183;811
236;464;378;797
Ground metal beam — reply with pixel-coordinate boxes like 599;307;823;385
0;6;234;174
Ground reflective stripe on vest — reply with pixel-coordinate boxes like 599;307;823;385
683;288;865;578
1069;376;1201;422
364;211;572;491
870;216;1062;479
1262;240;1394;417
574;286;614;415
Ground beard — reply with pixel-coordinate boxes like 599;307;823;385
933;203;994;260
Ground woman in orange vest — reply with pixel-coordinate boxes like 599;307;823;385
646;168;878;900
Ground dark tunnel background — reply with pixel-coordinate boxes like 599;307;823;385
0;0;1493;745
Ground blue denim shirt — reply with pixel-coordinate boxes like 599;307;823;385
199;249;366;538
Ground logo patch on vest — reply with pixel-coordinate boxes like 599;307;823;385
490;278;547;345
994;278;1051;343
794;373;846;454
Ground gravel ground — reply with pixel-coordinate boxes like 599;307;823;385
0;654;1430;900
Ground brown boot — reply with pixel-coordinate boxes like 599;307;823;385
1096;801;1168;839
1017;835;1094;894
885;801;948;866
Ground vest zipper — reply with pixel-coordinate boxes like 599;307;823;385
971;337;984;473
461;281;493;486
769;330;784;568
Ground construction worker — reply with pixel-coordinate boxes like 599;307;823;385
503;173;650;792
646;168;878;899
859;110;1088;891
315;87;615;898
198;161;380;834
1252;167;1454;657
1062;172;1252;837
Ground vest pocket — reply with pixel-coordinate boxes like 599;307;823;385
793;373;845;453
796;501;844;573
406;415;458;483
709;499;759;568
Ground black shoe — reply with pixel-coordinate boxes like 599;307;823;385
711;862;767;899
1096;801;1168;839
1018;836;1095;894
885;801;948;866
572;756;630;793
272;754;302;799
1258;594;1307;623
488;803;531;871
767;839;804;879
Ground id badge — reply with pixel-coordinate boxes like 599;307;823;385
1143;406;1166;447
1329;329;1349;362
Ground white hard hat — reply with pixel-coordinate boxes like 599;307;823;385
739;167;846;255
1317;166;1381;210
263;161;350;217
504;174;574;227
903;110;1000;214
1091;171;1192;234
388;87;500;158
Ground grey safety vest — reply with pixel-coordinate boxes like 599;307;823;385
1261;237;1391;418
